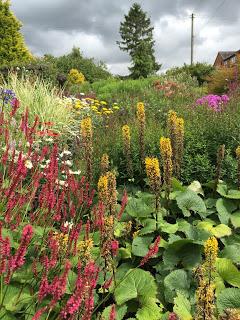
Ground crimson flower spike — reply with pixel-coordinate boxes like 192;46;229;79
140;236;161;266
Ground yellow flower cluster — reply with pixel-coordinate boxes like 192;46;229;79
78;238;93;262
160;137;173;194
72;97;120;117
204;236;218;266
236;146;240;159
122;125;131;143
98;174;109;205
167;110;184;178
68;68;85;84
145;157;161;193
53;231;69;251
80;117;92;139
100;153;109;174
137;102;145;124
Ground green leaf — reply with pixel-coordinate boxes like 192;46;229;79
163;239;202;269
217;184;240;199
101;304;128;320
176;190;206;218
126;198;153;218
216;258;240;288
188;180;204;196
173;292;193;320
216;198;236;224
164;269;190;303
158;218;179;234
132;235;154;257
136;299;162;320
139;219;156;235
4;285;32;312
118;246;132;259
220;244;240;264
212;224;232;238
217;288;240;314
230;211;240;228
114;268;157;305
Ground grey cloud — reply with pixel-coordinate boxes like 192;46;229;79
10;0;240;74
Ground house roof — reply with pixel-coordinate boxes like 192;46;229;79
219;51;236;60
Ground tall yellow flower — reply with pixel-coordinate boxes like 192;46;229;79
196;237;218;320
80;117;93;182
137;102;146;167
98;174;109;205
160;137;173;196
145;157;161;194
167;110;184;178
101;153;109;174
122;125;133;177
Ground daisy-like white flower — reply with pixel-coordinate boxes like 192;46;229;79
69;169;81;175
25;160;33;169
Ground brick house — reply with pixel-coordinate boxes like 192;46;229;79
213;50;240;68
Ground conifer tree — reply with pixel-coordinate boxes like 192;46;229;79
0;0;32;66
117;3;160;78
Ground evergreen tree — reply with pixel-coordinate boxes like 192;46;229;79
117;3;160;78
0;0;32;66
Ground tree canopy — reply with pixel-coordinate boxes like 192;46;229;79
0;0;32;66
117;3;160;78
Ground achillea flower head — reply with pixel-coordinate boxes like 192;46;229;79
101;153;109;174
160;137;173;195
122;125;133;177
145;157;161;194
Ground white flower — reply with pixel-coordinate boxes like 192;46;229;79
60;150;72;157
40;164;46;169
69;169;81;175
64;221;74;229
55;179;68;187
44;137;54;143
25;160;33;169
63;160;73;167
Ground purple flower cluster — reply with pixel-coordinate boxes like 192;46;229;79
196;94;229;112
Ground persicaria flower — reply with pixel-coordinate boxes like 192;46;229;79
111;240;119;256
140;236;161;266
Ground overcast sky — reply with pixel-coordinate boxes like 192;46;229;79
11;0;240;75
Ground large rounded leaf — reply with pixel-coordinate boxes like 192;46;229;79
173;292;193;320
216;198;236;224
132;235;154;257
164;269;190;303
163;239;202;269
216;258;240;288
217;288;240;314
114;269;161;320
126;198;153;218
176;190;206;218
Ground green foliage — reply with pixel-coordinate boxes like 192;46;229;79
0;0;32;66
117;3;160;78
167;63;214;86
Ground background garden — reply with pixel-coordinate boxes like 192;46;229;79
1;0;240;319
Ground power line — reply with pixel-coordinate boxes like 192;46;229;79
200;0;227;31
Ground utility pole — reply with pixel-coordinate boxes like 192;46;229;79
191;13;194;65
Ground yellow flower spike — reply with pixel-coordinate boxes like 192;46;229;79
122;125;133;177
204;236;218;265
98;174;109;205
100;153;110;174
160;137;173;196
236;146;240;159
137;102;145;124
80;117;93;182
145;157;161;194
